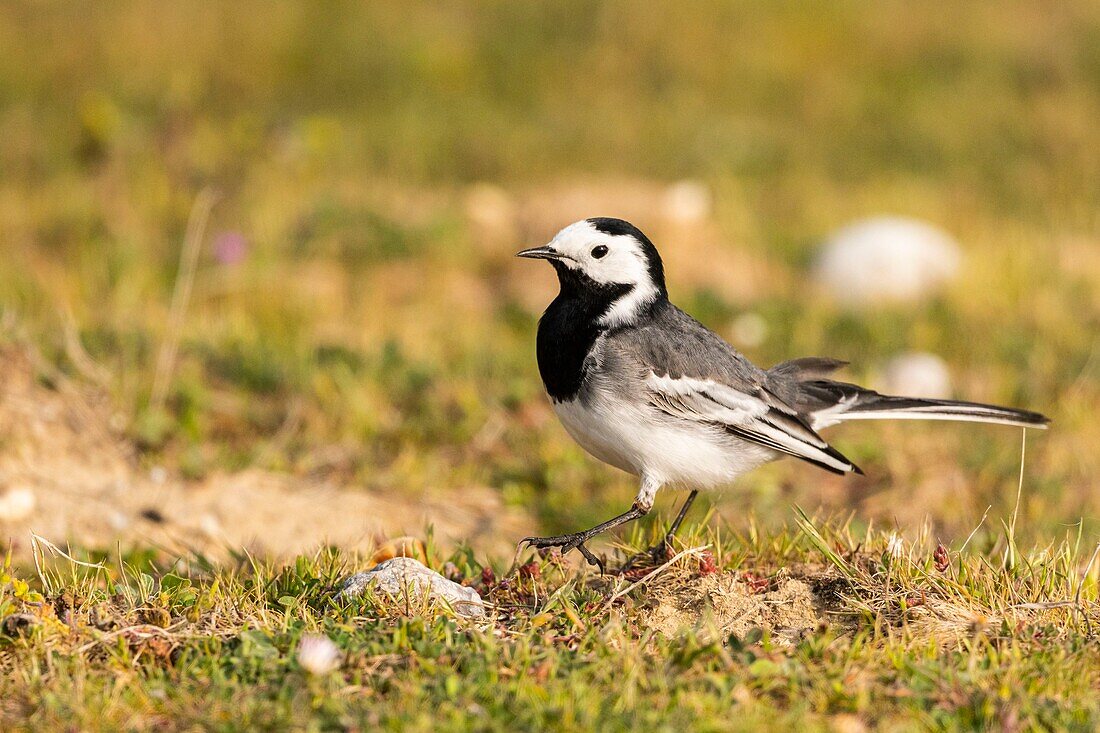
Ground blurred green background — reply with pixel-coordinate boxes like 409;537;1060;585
1;1;1098;546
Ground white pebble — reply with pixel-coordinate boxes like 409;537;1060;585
730;312;768;348
814;217;961;306
662;180;712;224
0;485;36;522
199;513;223;538
339;557;486;618
881;352;952;399
107;510;130;531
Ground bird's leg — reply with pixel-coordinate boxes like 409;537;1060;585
664;489;699;542
619;490;699;571
520;502;651;574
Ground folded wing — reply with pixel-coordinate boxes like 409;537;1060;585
645;373;862;475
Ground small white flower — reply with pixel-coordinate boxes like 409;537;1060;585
886;532;905;560
297;634;342;675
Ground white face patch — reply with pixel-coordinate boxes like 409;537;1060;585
545;220;660;327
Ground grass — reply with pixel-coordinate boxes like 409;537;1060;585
2;1;1100;729
3;516;1099;730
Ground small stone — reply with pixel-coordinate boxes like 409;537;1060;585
107;510;130;531
814;217;962;306
0;485;36;522
881;352;952;399
198;513;222;537
662;180;712;224
730;312;768;348
338;557;486;618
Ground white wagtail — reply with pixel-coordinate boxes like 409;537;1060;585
516;217;1049;571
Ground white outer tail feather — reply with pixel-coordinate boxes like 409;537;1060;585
809;389;1049;431
833;408;1047;429
813;400;1048;431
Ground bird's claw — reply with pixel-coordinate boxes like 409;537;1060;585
618;540;672;574
519;534;606;574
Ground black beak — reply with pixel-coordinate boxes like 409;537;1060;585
515;245;564;261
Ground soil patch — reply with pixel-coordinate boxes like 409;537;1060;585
0;346;528;560
640;570;855;644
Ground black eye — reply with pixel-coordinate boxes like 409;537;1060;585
591;245;609;259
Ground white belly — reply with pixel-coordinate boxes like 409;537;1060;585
551;395;777;489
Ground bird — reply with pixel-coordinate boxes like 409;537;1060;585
515;217;1049;572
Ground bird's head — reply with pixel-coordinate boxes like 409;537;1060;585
516;217;667;327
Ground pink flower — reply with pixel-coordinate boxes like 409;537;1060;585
212;231;249;266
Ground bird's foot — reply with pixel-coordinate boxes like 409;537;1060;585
520;533;605;574
618;539;673;574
